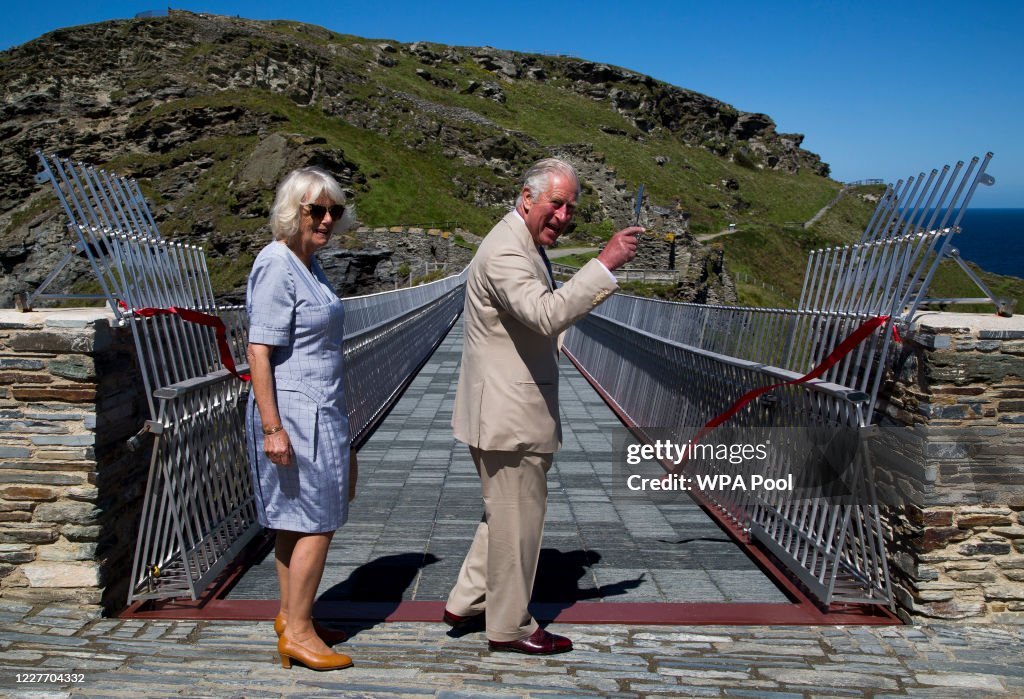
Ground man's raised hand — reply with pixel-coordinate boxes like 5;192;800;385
597;226;643;271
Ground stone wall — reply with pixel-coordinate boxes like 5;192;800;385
874;312;1024;623
0;308;149;613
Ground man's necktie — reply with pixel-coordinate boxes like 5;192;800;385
537;246;554;288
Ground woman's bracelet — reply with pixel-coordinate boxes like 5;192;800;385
262;424;284;436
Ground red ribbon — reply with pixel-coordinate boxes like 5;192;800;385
665;315;899;476
118;301;250;382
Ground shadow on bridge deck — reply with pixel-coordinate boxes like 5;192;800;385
224;320;805;623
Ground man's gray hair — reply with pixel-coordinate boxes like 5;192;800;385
515;158;581;208
269;166;357;242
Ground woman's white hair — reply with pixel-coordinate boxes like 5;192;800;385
515;158;581;208
269;166;356;242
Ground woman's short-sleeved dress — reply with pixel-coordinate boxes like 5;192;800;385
244;242;350;533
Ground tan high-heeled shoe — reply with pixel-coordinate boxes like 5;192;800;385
278;634;353;671
274;613;348;644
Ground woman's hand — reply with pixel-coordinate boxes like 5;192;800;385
263;428;294;467
348;448;358;502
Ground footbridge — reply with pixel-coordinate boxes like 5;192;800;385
24;151;1002;623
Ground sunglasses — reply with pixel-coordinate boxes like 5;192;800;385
302;203;345;220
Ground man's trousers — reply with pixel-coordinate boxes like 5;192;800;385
446;447;553;642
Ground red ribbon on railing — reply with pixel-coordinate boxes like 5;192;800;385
118;301;250;382
665;314;900;476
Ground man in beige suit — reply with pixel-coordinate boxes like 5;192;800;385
446;158;641;654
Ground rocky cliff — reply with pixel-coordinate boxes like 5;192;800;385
0;10;834;305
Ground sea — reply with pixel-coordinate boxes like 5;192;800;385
949;208;1023;279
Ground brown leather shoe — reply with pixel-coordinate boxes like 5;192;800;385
278;635;353;671
274;613;348;645
488;627;573;655
442;609;484;629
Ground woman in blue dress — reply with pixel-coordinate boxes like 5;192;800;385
245;167;357;671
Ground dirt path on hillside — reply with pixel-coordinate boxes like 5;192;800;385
695;227;737;243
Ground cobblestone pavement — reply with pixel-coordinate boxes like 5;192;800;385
1;601;1023;698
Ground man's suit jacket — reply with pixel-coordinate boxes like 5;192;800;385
452;211;618;453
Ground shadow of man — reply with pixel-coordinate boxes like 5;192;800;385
530;548;645;620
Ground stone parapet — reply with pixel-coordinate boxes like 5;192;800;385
875;312;1024;623
0;308;148;612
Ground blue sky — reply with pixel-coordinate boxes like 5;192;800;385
2;1;1021;207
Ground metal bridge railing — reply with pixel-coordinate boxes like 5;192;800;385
591;220;980;421
852;153;1006;314
342;272;464;337
591;295;889;407
564;313;892;606
133;365;255;601
32;153;258;603
344;272;466;448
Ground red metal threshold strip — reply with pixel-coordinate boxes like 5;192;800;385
122;598;896;626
